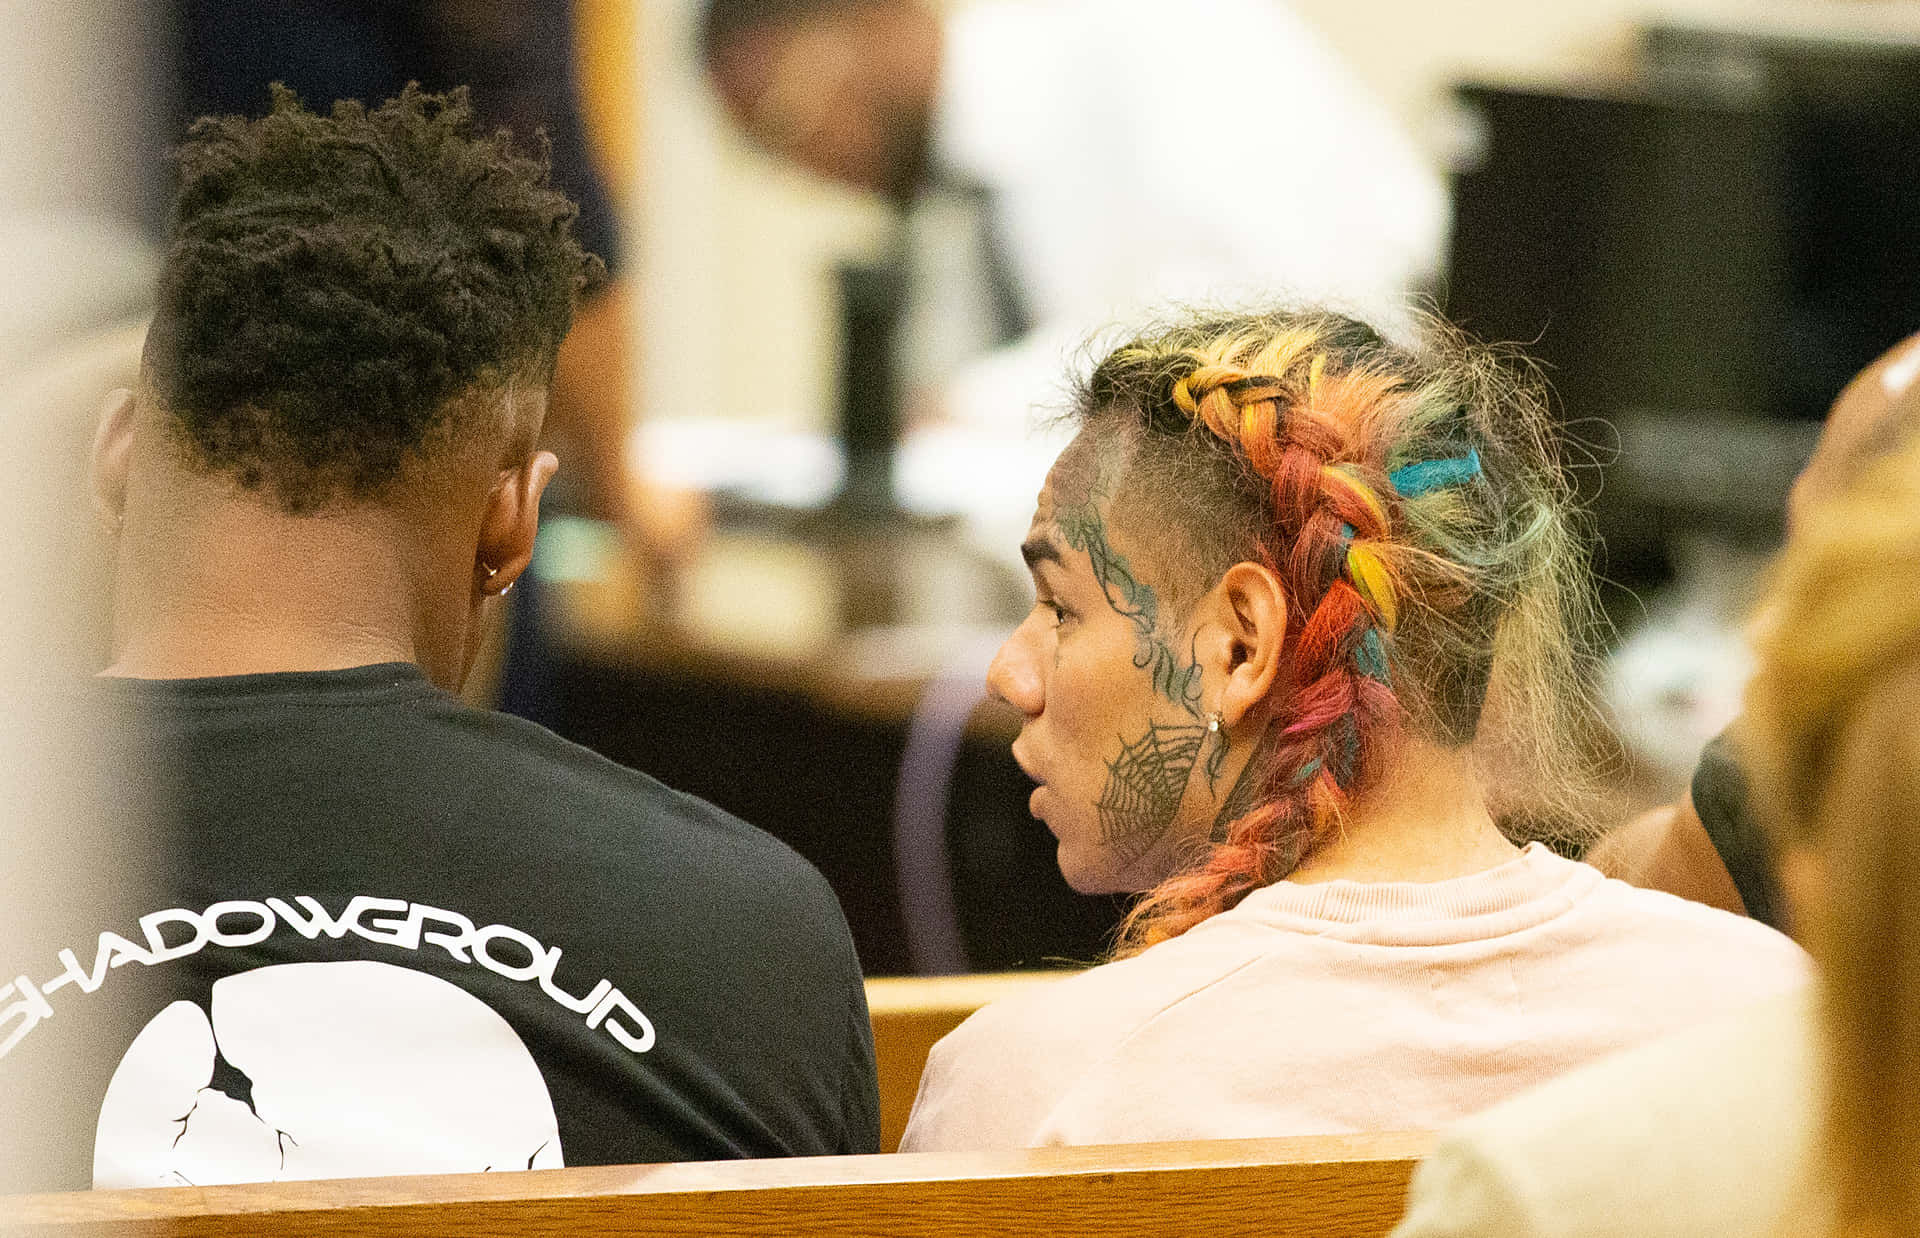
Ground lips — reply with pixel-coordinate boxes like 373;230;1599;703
1010;741;1047;820
1009;740;1043;790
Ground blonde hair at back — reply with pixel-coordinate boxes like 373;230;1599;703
1744;431;1920;1238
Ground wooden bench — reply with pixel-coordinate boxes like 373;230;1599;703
0;1132;1432;1237
865;972;1062;1153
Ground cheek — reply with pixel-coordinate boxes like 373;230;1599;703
1037;630;1146;806
1039;641;1107;751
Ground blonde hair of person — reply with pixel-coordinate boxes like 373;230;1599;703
1744;430;1920;1238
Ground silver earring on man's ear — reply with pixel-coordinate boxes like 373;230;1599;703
1206;711;1223;734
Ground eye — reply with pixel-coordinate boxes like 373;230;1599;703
1039;599;1072;629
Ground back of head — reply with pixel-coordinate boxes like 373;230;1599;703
1078;309;1604;953
146;84;603;513
1744;432;1920;1238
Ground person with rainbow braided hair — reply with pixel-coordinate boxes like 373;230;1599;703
898;308;1809;1152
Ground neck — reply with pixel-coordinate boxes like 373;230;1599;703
1284;738;1518;885
105;482;470;690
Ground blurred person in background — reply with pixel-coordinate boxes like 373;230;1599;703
1587;331;1920;931
900;307;1805;1151
1392;387;1920;1238
0;87;877;1192
701;0;1445;438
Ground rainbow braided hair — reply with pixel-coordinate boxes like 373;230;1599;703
1084;310;1602;955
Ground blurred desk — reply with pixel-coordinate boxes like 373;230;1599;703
544;511;1025;726
529;510;1124;976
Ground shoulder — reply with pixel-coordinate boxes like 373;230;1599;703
384;699;856;954
900;968;1095;1151
1574;865;1806;966
939;932;1266;1061
1549;864;1812;1015
902;936;1264;1150
446;704;825;870
1392;991;1818;1238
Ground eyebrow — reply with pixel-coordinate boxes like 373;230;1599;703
1021;534;1064;571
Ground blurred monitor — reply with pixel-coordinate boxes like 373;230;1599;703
1446;21;1920;573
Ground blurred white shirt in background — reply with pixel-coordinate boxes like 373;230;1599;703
921;0;1448;430
899;0;1448;562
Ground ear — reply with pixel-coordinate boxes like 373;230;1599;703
474;450;559;598
89;387;138;533
1191;561;1289;729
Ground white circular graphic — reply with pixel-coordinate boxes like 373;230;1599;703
93;960;564;1187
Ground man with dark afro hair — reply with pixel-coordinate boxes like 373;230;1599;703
144;83;599;518
44;87;878;1190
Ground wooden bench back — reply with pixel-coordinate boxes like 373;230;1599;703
1;1133;1431;1238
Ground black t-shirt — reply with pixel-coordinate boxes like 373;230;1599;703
2;665;877;1191
1692;729;1787;932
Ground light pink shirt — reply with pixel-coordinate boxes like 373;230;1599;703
900;844;1811;1151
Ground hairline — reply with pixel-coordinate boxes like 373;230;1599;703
140;358;552;513
1070;409;1246;630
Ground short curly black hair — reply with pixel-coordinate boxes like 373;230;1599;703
147;84;605;513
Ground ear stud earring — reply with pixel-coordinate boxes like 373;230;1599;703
1206;711;1223;734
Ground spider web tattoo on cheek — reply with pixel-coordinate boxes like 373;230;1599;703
1097;720;1209;868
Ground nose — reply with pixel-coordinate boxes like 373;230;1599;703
986;618;1044;718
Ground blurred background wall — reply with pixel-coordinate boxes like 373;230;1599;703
0;0;158;219
0;1;158;376
631;0;1902;437
0;0;159;1190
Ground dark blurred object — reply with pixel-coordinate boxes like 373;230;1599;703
540;625;1122;977
835;261;908;519
1447;22;1920;588
166;0;620;270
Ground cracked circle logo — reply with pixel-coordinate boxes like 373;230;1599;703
92;961;564;1187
